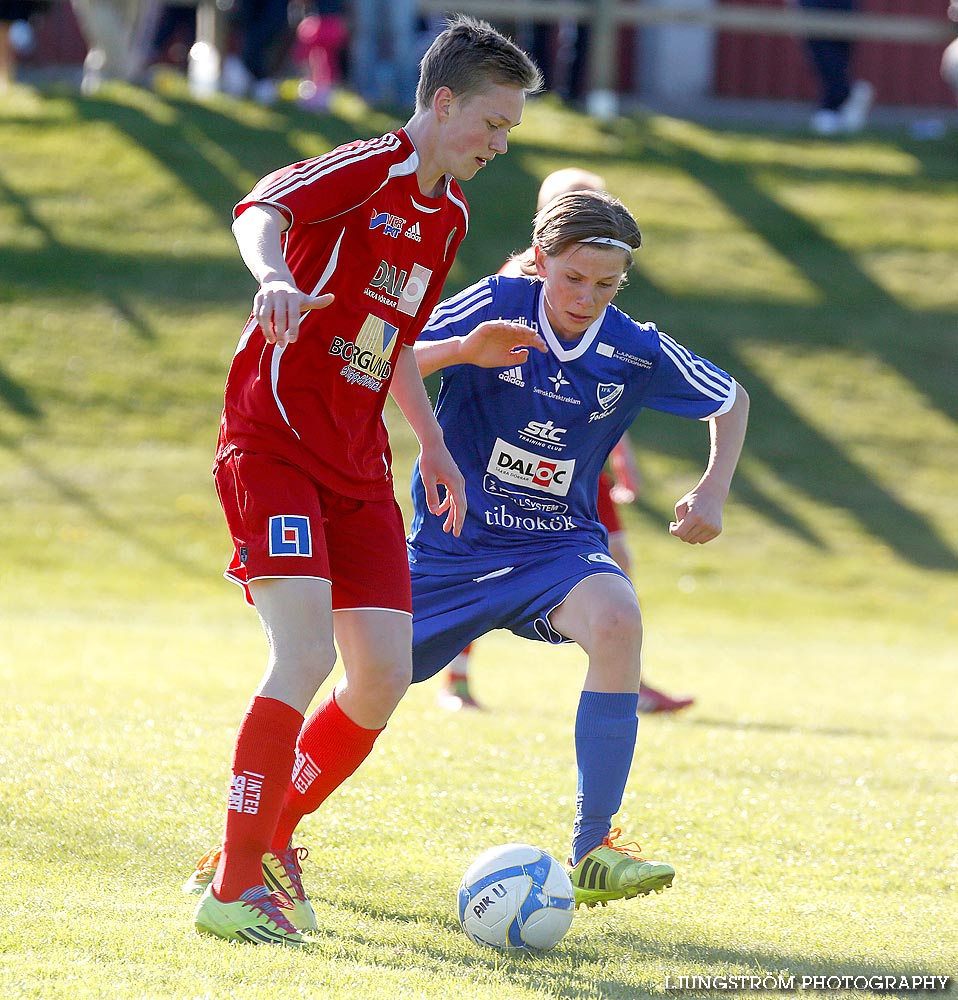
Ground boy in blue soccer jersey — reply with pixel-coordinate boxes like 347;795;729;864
408;189;750;909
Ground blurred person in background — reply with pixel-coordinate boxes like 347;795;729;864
438;167;695;716
141;0;197;75
291;0;347;110
349;0;421;107
522;16;589;106
219;0;291;103
793;0;873;135
0;0;47;88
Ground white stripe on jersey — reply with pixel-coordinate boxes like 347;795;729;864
270;344;301;440
258;133;404;207
662;333;733;396
260;133;402;199
310;226;346;295
389;151;419;180
658;331;733;400
410;197;441;214
233;315;259;358
232;226;345;360
445;185;470;239
423;281;493;332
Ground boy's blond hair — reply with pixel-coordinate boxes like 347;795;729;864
416;15;542;112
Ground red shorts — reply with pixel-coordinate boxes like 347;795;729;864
596;470;621;534
214;449;412;613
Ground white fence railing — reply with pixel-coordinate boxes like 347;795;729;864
417;0;955;114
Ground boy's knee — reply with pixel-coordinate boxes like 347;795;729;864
593;601;643;649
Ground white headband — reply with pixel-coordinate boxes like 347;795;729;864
578;236;635;253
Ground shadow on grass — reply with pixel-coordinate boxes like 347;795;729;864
0;161;158;341
73;90;399;223
0;365;43;420
2;89;956;572
686;715;958;746
642;122;956;422
0;430;208;577
312;894;949;999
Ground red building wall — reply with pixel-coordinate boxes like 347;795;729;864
19;1;87;67
715;0;955;107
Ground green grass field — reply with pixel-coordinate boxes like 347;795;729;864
1;80;957;999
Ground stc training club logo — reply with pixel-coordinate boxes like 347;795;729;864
518;418;567;452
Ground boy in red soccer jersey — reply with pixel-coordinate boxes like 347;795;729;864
190;17;542;945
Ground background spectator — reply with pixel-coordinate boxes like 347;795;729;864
292;0;347;110
794;0;873;134
1;0;47;88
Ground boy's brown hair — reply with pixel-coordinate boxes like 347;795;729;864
416;15;542;111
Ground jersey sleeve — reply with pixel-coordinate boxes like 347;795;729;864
234;132;414;227
644;327;737;419
417;276;498;346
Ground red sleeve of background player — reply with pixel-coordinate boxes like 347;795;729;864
233;131;417;228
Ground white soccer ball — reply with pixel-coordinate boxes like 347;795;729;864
457;843;575;953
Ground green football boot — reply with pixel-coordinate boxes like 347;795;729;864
263;845;318;933
194;884;304;945
184;844;318;933
569;827;675;909
183;846;222;896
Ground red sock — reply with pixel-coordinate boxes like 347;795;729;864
212;695;304;902
270;691;383;851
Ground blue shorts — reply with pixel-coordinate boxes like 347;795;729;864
409;541;631;684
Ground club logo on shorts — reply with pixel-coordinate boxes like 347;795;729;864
582;551;619;566
269;515;312;557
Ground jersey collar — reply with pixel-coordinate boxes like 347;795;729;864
536;286;608;362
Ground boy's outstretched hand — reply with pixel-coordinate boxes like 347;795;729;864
255;282;335;347
458;320;547;368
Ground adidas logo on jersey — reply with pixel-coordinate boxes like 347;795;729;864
498;366;525;387
404;221;422;242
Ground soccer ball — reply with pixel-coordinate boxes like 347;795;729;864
457;843;575;953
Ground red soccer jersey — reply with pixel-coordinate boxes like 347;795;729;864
217;129;469;500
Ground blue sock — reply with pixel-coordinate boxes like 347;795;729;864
571;690;639;866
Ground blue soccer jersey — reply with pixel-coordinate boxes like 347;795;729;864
407;275;737;572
